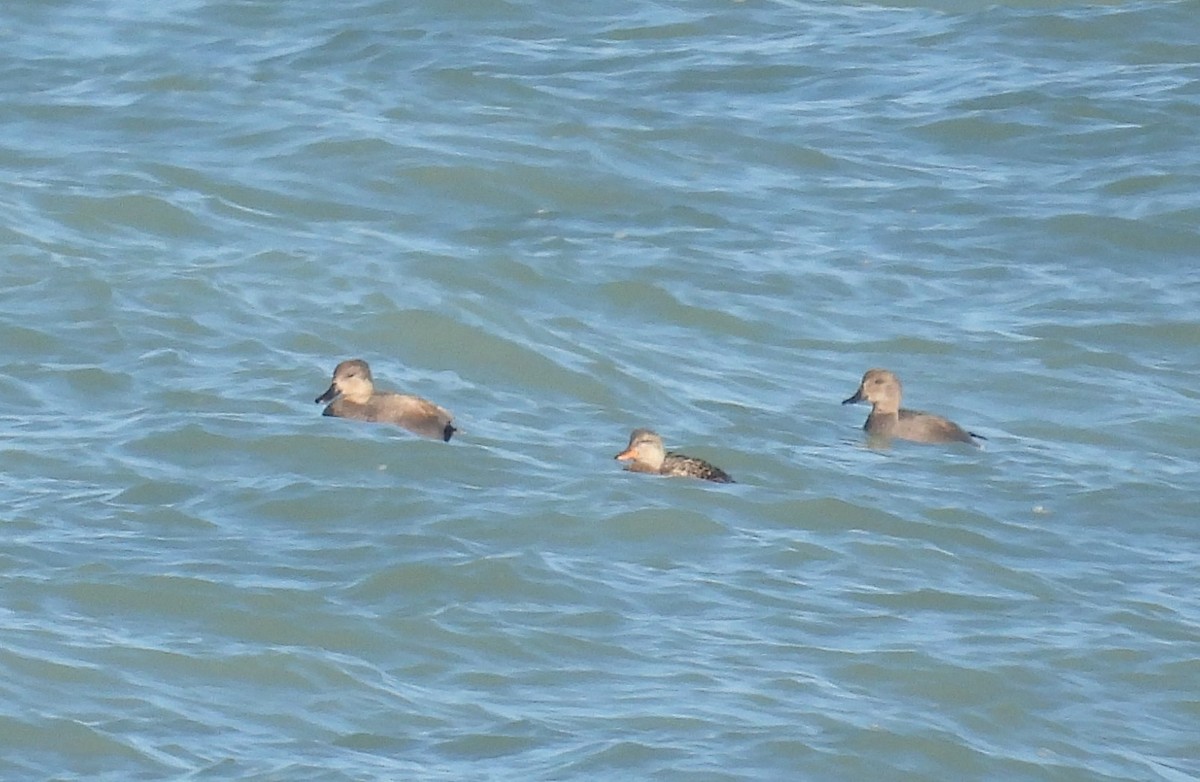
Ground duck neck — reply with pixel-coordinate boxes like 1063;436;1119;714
867;408;899;428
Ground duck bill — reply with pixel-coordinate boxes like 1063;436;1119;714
614;448;636;461
842;388;864;405
315;384;340;404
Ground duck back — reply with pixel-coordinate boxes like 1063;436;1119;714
662;452;735;483
866;408;982;446
324;392;456;441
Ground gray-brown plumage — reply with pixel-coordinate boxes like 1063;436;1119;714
842;368;983;446
614;428;734;483
315;359;455;442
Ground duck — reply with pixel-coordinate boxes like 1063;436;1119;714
315;359;456;442
842;368;984;446
614;428;734;483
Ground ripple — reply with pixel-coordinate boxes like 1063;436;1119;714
1;0;1198;779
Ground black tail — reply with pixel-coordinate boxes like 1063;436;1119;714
443;423;457;442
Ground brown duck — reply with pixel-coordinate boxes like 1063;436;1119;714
315;359;456;442
842;368;984;446
614;428;734;483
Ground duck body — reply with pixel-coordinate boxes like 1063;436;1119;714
843;368;983;447
316;359;456;442
615;428;734;483
862;407;978;445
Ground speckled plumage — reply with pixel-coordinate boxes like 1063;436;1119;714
316;359;455;442
842;368;983;447
614;428;734;483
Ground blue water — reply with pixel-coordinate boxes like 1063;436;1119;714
2;1;1198;779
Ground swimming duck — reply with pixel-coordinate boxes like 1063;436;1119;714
614;428;734;483
315;359;456;442
842;368;984;446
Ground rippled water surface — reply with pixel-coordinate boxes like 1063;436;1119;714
2;0;1198;779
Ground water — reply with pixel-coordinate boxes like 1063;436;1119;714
2;0;1198;779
